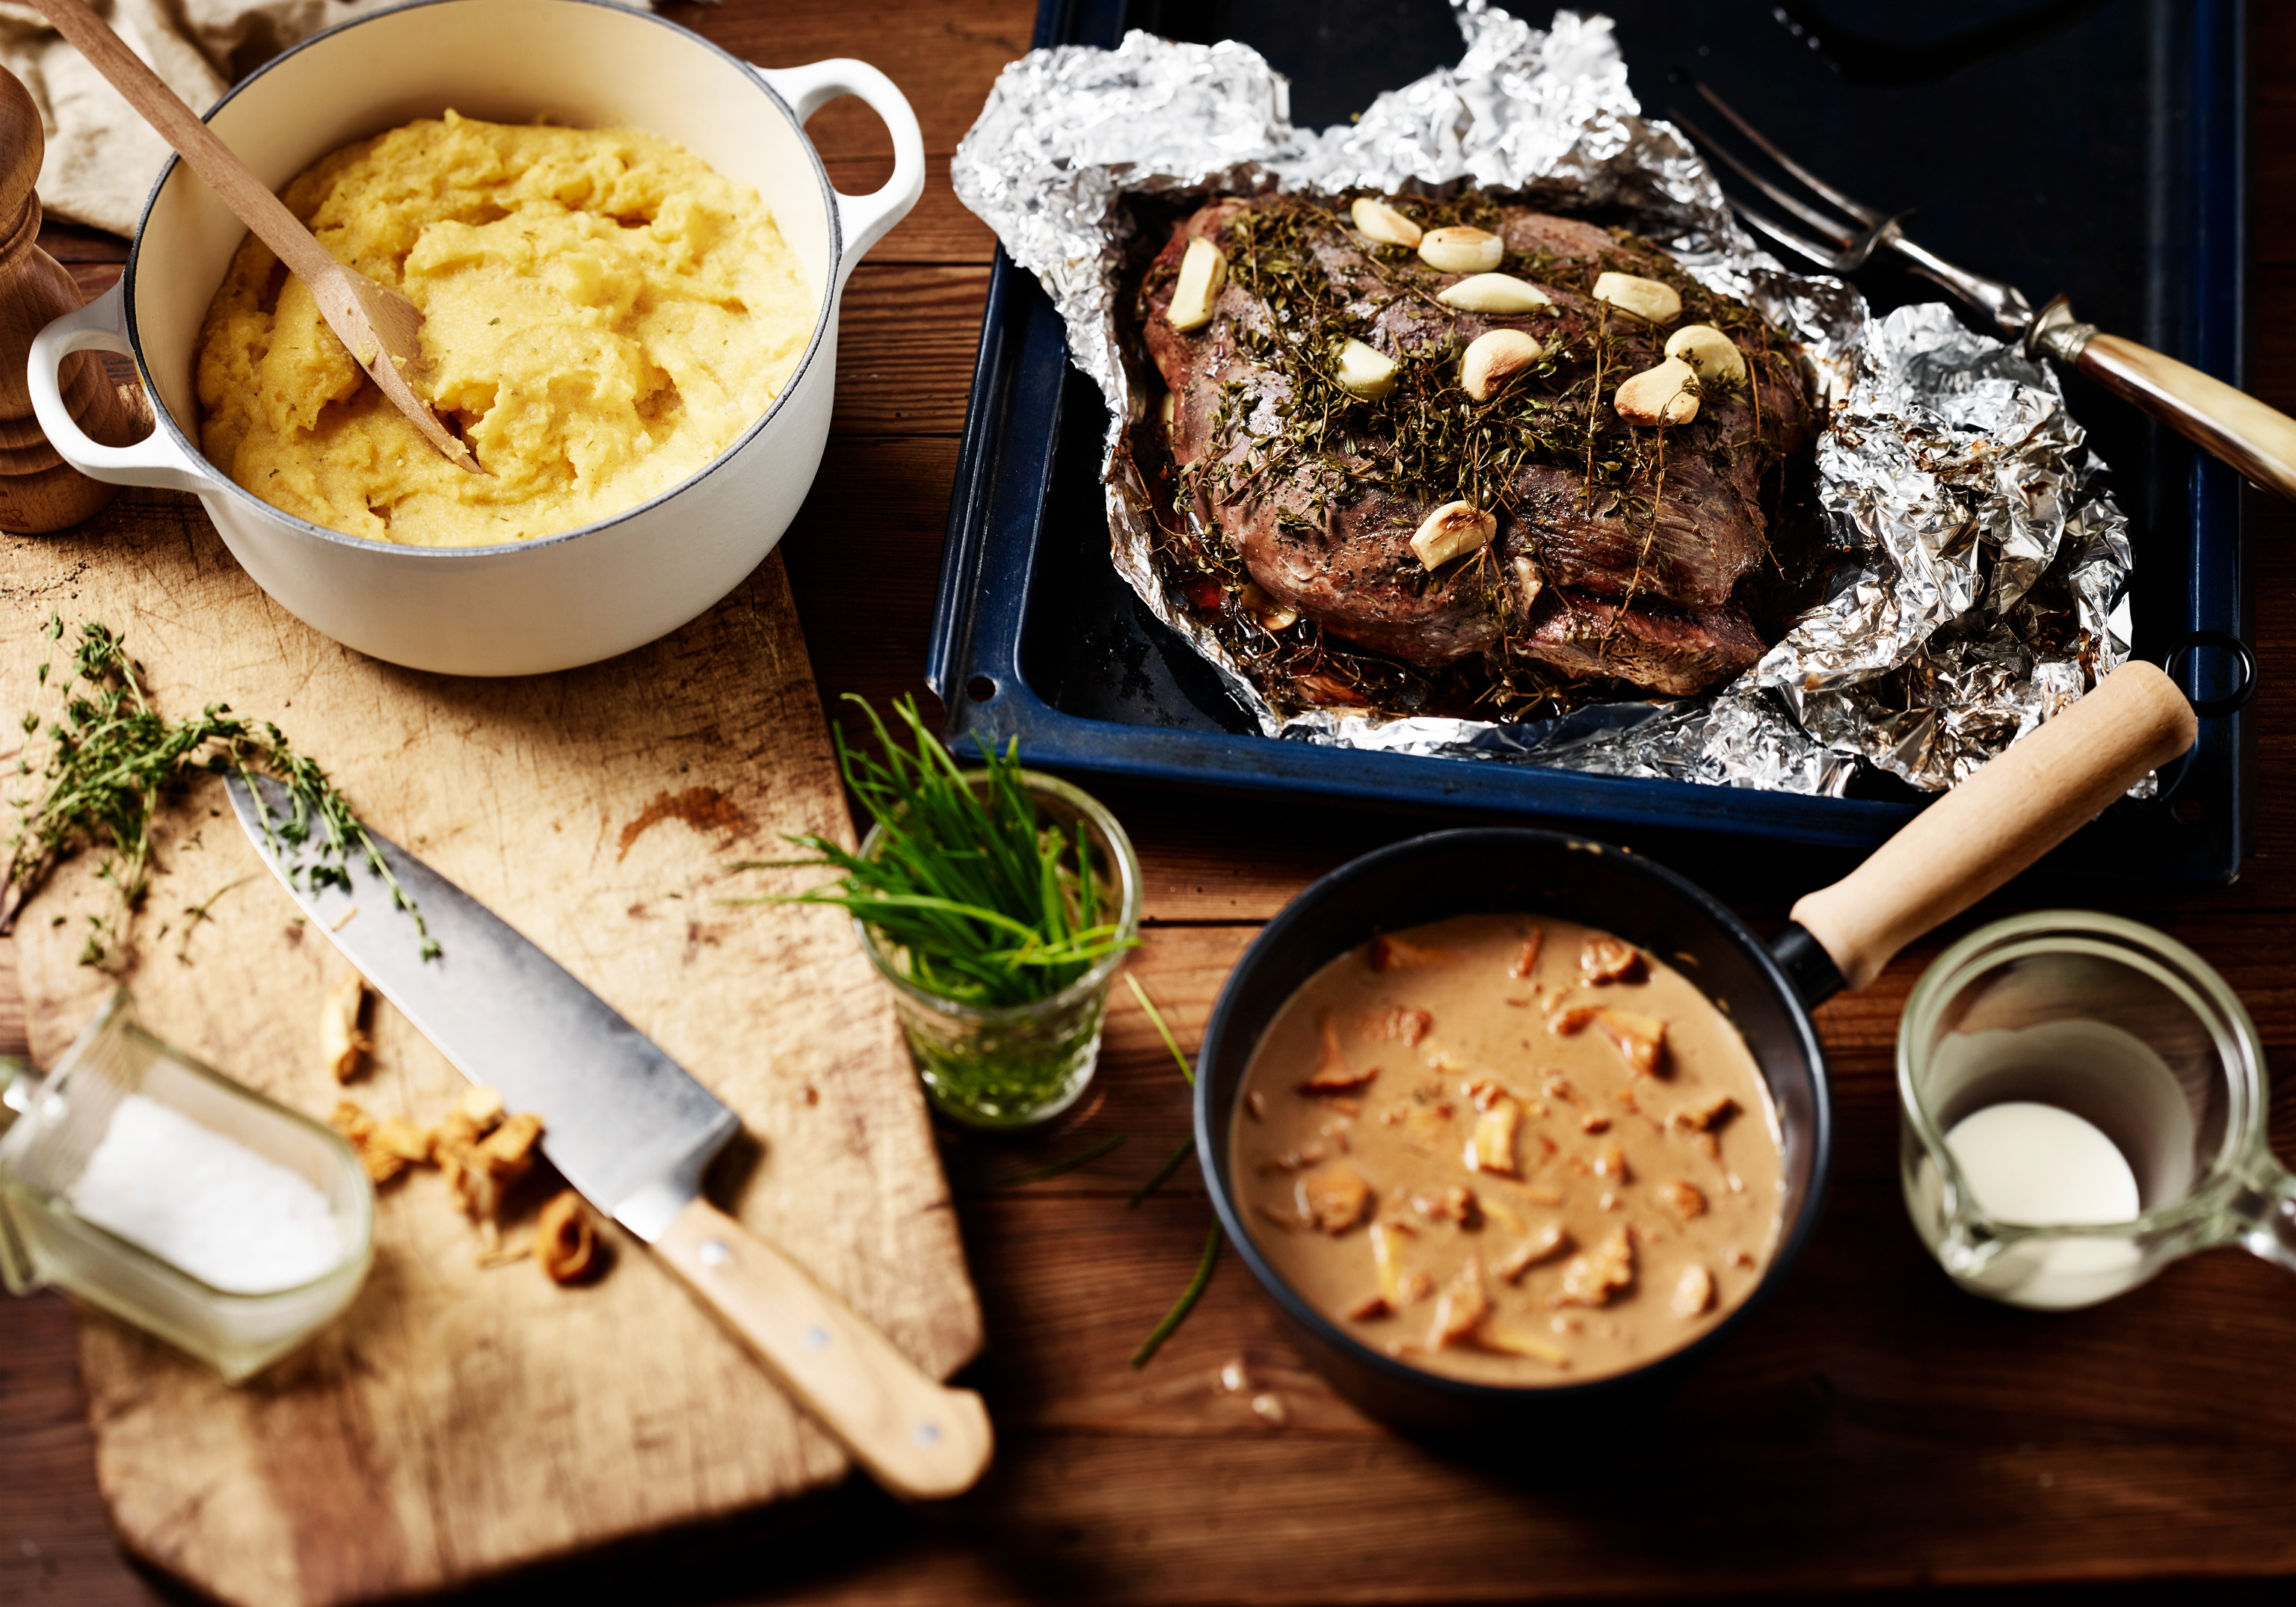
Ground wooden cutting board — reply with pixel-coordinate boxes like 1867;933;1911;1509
0;490;983;1607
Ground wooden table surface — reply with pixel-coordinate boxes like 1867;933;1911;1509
5;2;2295;1603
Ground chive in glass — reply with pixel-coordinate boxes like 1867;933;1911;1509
759;697;1143;1129
858;771;1142;1128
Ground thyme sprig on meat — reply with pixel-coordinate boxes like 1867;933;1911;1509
1;616;435;968
1139;191;1809;719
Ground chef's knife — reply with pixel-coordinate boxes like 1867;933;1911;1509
226;774;991;1501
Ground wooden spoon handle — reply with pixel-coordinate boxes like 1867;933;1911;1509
33;0;339;289
2077;333;2296;505
655;1196;994;1502
1791;661;2198;992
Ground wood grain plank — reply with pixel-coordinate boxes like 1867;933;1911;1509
660;0;1034;158
832;264;989;436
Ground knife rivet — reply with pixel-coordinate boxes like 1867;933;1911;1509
914;1420;941;1448
804;1324;829;1350
699;1239;730;1268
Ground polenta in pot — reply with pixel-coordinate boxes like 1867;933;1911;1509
194;112;813;546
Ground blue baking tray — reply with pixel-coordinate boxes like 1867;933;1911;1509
929;0;2253;883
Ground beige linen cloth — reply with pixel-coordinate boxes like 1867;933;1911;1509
1;0;653;236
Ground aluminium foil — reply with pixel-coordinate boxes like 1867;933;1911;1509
950;1;2132;796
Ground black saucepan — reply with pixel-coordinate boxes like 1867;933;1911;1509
1194;661;2200;1433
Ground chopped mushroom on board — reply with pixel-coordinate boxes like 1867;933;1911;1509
321;972;373;1084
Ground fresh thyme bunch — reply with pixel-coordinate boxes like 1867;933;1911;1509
2;616;432;968
757;695;1135;1009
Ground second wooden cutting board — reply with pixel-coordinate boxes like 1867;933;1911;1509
0;490;982;1607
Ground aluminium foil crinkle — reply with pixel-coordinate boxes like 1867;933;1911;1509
950;1;2133;796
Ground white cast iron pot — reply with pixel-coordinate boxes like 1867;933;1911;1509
27;0;920;676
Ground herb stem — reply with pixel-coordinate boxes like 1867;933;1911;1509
1128;1136;1197;1207
1131;1223;1222;1369
991;1131;1129;1189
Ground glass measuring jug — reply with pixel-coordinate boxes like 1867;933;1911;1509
0;991;373;1381
1899;910;2291;1310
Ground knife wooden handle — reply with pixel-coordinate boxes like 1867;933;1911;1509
656;1197;993;1501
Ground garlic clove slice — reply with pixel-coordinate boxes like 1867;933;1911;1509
1167;236;1228;333
1613;357;1701;425
1418;226;1504;275
1461;329;1545;402
1350;197;1423;248
1334;338;1400;401
1409;500;1498;569
1591;271;1682;324
1437;273;1553;314
1663;323;1747;386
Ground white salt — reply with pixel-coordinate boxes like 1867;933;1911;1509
68;1094;343;1294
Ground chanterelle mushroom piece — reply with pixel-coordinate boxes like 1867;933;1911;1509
1426;1253;1492;1349
1579;934;1645;985
1370;933;1455;972
1302;1016;1378;1091
1655;1179;1708;1221
1498;1222;1570;1281
1552;1227;1635;1307
1596;1009;1667;1076
1672;1263;1714;1318
1465;1096;1521;1176
1299;1162;1373;1234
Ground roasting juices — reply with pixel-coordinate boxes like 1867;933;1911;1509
1231;913;1785;1384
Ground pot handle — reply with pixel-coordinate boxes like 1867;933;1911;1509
27;285;210;495
753;58;925;293
1790;660;2198;991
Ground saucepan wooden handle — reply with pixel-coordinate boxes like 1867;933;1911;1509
2077;333;2296;505
656;1196;993;1501
1790;661;2198;991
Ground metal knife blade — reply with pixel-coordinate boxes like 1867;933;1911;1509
225;774;735;1240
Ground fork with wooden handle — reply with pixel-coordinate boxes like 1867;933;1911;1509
34;0;480;471
1678;78;2296;506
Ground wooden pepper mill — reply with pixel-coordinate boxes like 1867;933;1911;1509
0;61;140;533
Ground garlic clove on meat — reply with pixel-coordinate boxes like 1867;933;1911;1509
1663;323;1747;386
1591;271;1682;324
1461;328;1545;402
1613;357;1700;425
1240;582;1299;632
1409;500;1497;570
1349;196;1422;248
1334;338;1400;401
1437;272;1553;314
1417;226;1504;274
1167;235;1228;333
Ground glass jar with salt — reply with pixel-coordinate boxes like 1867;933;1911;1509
0;991;372;1381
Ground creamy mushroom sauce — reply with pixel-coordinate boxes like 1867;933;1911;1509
1231;913;1783;1384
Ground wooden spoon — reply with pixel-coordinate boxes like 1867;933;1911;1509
35;0;481;471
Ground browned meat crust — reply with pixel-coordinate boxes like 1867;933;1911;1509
1133;192;1815;704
